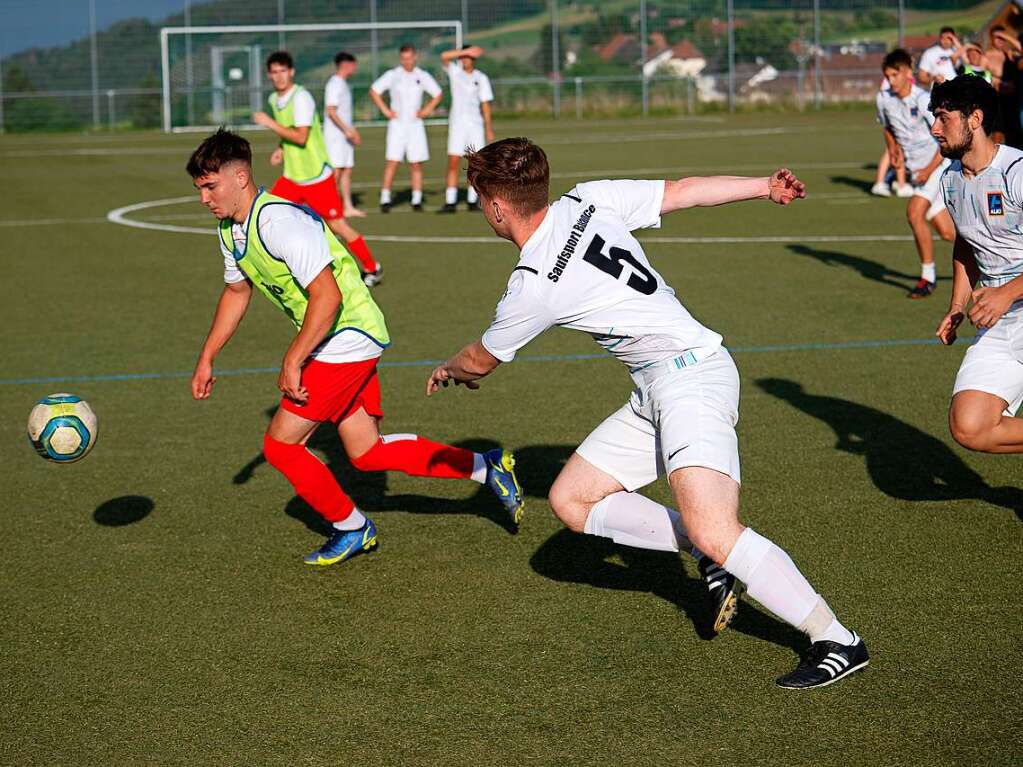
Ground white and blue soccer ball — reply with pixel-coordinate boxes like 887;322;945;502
27;393;98;463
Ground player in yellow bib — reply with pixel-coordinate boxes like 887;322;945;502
253;51;383;287
186;129;524;566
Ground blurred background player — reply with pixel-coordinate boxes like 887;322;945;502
879;49;955;298
324;51;365;218
984;26;1022;147
370;44;443;212
186;129;524;567
439;45;495;213
872;75;911;198
253;51;382;287
917;27;961;88
931;75;1023;454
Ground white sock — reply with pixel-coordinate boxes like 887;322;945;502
467;186;479;204
333;508;367;531
445;186;458;205
723;527;852;643
380;189;391;204
583;491;695;554
921;262;936;283
469;453;487;484
411;189;423;205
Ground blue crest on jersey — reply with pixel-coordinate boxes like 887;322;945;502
988;192;1004;216
910;106;919;117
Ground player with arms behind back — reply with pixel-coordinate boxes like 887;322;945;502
427;138;868;689
931;75;1023;454
187;129;524;566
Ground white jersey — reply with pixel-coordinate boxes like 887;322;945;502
941;144;1023;288
919;44;958;85
446;62;493;126
323;74;353;139
370;66;442;123
876;84;941;173
221;201;382;363
481;180;723;373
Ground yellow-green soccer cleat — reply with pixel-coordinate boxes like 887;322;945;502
304;518;378;566
484;448;525;526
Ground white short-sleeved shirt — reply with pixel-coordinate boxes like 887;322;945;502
942;144;1023;287
370;66;442;123
323;74;353;140
274;86;316;127
918;44;958;85
447;62;493;126
481;180;723;371
221;202;382;363
876;85;941;173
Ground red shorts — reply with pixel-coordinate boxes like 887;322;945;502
279;358;384;423
271;174;344;221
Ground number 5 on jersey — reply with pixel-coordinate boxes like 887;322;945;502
583;235;657;295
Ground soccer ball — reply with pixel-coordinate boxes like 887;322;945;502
27;393;98;463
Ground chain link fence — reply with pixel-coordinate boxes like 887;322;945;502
0;1;1008;132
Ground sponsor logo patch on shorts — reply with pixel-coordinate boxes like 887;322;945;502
988;191;1005;216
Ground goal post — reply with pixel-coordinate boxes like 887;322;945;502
160;21;462;133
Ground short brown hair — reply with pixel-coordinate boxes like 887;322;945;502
186;127;252;178
466;138;549;215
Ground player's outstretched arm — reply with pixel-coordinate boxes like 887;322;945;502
426;341;501;396
192;280;253;400
252;111;310;147
660;168;805;213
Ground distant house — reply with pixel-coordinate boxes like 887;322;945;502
644;38;707;78
596;33;641;63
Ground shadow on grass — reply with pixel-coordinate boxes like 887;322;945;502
530;529;804;653
757;377;1023;521
94;495;154;526
785;244;933;292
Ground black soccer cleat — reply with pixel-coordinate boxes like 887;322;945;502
380;202;391;214
438;203;457;214
466;201;481;211
412;202;423;212
907;278;936;299
776;632;869;689
697;556;741;634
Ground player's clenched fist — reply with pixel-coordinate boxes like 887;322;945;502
768;169;806;205
191;359;216;400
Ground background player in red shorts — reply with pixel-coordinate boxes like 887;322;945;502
253;51;384;287
186;128;524;566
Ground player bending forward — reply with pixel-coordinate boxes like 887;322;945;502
428;138;868;689
931;75;1023;453
187;129;524;566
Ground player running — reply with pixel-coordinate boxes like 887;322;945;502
427;138;868;689
369;44;443;212
186;129;524;566
879;49;956;298
324;51;365;218
439;45;495;213
252;51;383;287
931;75;1023;454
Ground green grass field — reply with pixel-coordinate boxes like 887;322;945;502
2;111;1020;765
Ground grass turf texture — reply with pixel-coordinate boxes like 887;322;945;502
1;111;1020;766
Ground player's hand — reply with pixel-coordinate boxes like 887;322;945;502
464;46;484;58
969;286;1014;329
270;147;284;166
426;366;480;396
936;308;964;345
913;168;932;185
278;360;308;404
191;358;216;400
348;127;362;146
417;108;433;119
768;168;806;205
383;108;397;120
252;111;274;128
889;147;905;169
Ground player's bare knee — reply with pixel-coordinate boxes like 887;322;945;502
547;485;588;532
949;410;995;451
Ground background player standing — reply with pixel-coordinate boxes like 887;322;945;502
918;27;961;88
369;44;443;212
427;138;868;689
186;129;524;566
324;51;365;218
439;45;495;213
879;49;956;298
931;75;1023;454
253;51;383;287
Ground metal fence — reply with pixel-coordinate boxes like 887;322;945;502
0;1;1001;132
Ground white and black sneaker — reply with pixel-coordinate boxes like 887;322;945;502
697;556;741;634
776;632;869;689
362;264;384;287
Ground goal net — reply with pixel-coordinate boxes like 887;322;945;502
161;21;462;132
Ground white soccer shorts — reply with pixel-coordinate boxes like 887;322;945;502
325;133;354;169
447;121;485;157
576;348;742;491
953;303;1023;416
385;119;430;163
913;158;951;220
